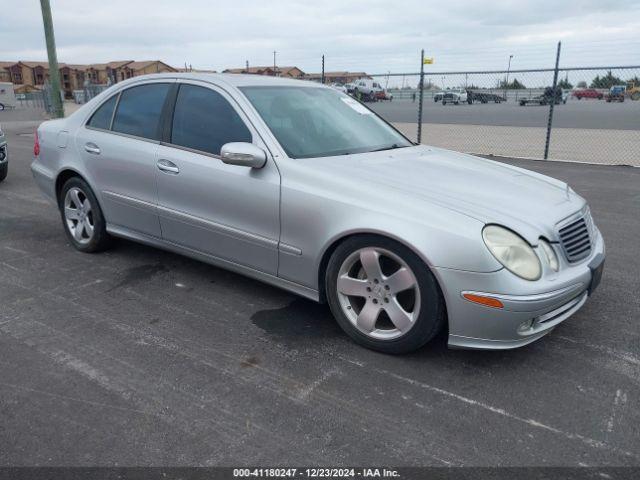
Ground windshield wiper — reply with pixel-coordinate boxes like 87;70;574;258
369;144;406;153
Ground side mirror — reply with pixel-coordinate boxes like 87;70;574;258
220;142;267;168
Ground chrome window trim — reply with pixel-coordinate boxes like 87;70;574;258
84;125;161;145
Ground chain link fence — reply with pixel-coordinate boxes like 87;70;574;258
365;65;640;166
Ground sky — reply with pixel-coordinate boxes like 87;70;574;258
1;0;639;77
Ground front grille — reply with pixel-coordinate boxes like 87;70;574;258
559;214;592;262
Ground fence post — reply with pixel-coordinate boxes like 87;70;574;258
417;49;425;144
321;55;325;84
544;41;562;160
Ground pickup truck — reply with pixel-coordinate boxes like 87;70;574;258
347;79;383;102
605;85;626;103
441;89;468;105
0;124;7;182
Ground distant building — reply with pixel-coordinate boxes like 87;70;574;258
304;71;370;84
223;65;305;79
0;59;177;98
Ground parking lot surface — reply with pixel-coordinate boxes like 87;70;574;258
370;99;640;130
1;120;639;466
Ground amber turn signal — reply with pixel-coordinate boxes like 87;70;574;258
462;293;504;309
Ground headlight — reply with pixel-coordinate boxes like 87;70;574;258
539;239;559;272
482;225;541;280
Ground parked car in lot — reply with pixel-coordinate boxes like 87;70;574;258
31;73;605;353
0;124;7;182
572;88;603;100
347;78;383;101
330;83;347;94
605;85;626;103
520;87;564;106
375;89;393;101
442;89;468;105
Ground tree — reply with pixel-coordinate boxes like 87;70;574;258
558;78;573;89
498;78;526;89
590;71;624;89
627;76;640;85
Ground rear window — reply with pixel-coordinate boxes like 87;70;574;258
87;94;117;130
111;83;170;140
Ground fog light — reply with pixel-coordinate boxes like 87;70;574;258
518;318;535;333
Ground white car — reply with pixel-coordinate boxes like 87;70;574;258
330;83;347;94
442;89;468;105
348;79;383;101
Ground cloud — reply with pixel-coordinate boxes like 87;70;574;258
1;0;638;73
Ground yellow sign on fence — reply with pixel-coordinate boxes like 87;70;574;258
423;57;434;64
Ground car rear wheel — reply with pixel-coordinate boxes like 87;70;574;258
0;103;5;111
326;236;446;354
59;177;112;253
0;162;7;182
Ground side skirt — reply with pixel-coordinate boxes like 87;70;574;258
106;223;320;302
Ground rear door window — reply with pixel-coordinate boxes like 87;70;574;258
170;84;251;155
87;94;117;130
112;83;171;140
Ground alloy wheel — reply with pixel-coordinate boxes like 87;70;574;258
336;247;421;340
64;187;94;244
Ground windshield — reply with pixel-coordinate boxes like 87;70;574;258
240;86;412;159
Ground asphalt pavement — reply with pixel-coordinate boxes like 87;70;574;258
1;119;639;467
369;98;640;130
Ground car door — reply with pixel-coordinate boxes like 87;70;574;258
77;80;173;237
155;81;280;275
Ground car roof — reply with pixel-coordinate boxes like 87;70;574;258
123;72;323;89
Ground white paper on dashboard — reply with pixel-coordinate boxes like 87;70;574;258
340;97;373;115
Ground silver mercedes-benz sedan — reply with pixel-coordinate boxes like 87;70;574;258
31;73;605;353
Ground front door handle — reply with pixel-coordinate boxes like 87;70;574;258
84;142;100;155
157;159;179;174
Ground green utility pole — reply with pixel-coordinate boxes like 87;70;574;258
40;0;64;118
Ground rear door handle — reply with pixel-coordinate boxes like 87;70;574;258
84;142;100;155
157;159;179;174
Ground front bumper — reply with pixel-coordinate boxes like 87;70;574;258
435;227;605;350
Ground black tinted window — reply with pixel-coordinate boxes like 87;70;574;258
87;94;117;129
171;84;251;155
112;84;170;140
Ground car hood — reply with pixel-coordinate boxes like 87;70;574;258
308;146;585;244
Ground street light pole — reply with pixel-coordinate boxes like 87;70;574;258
273;50;277;76
39;0;64;118
504;54;513;100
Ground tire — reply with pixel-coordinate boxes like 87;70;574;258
58;177;112;253
325;235;446;354
0;103;5;111
0;162;7;182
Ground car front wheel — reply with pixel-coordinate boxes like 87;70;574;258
326;236;446;354
59;177;112;253
0;162;7;182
